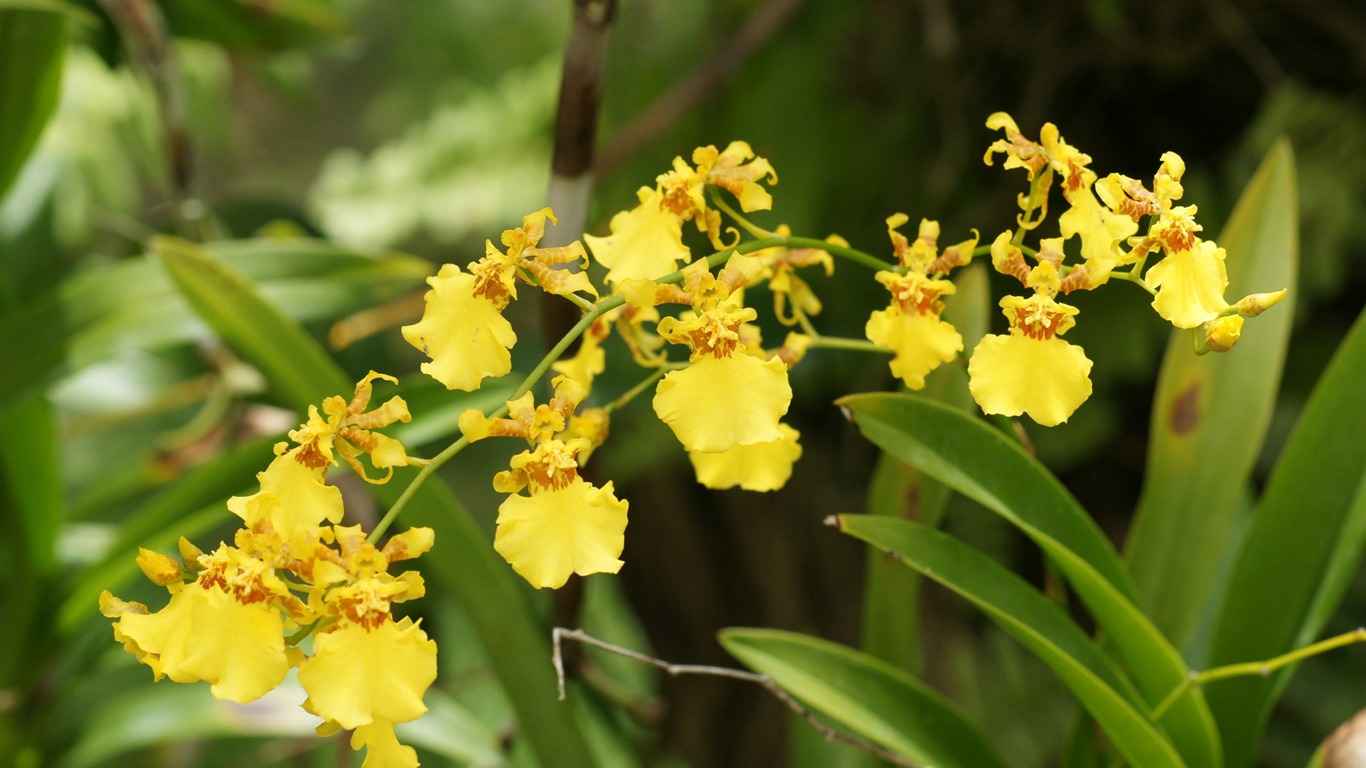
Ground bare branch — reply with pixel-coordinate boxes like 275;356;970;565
552;627;922;768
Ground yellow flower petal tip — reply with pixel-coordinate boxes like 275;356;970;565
968;334;1094;427
298;617;437;730
689;424;802;492
494;478;629;589
653;355;792;454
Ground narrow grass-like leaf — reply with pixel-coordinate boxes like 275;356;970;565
1124;140;1298;651
720;627;1009;768
840;393;1221;768
1205;307;1366;768
836;515;1187;768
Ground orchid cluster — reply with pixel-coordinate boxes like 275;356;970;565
102;118;1285;768
102;373;436;768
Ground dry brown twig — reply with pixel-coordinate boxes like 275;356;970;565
551;626;921;768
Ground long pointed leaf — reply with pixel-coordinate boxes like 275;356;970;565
836;516;1185;768
720;627;1009;768
1205;306;1366;767
1124;140;1298;651
840;393;1221;768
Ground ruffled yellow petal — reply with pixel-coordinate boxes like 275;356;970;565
299;617;437;730
402;263;517;390
968;334;1093;427
583;188;690;284
689;424;801;492
113;583;289;703
351;719;418;768
227;451;344;534
865;310;963;390
1147;240;1229;328
653;354;791;453
493;478;628;589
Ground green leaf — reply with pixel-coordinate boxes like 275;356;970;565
154;235;357;408
0;8;65;201
0;238;430;409
1124;140;1299;651
1205;306;1366;768
836;515;1187;768
839;393;1221;768
719;627;1009;768
0;393;62;695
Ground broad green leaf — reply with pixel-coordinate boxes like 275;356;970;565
0;8;64;200
1124;140;1299;651
0;238;430;408
840;393;1221;768
1205;306;1366;768
836;516;1186;768
720;627;1009;768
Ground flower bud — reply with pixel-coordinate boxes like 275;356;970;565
136;547;184;586
1234;289;1288;318
1203;315;1244;353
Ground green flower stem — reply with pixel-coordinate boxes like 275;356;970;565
1150;627;1366;721
1106;268;1157;296
606;368;671;414
806;336;892;355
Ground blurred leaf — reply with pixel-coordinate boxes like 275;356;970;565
155;235;348;408
1205;306;1366;768
720;627;1009;768
0;394;61;574
160;0;348;50
839;393;1220;768
1124;140;1298;652
0;393;62;697
58;435;276;635
0;8;65;201
836;516;1185;768
0;237;429;408
308;59;557;250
